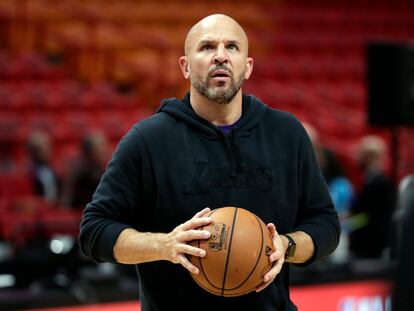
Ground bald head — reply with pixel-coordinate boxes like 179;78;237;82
184;14;249;56
359;136;386;158
357;135;387;170
27;131;52;164
179;14;253;106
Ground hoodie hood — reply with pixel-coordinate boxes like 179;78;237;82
156;92;269;140
156;92;269;177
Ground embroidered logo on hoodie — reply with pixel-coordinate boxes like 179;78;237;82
185;161;274;194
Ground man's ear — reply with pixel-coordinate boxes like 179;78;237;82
179;56;190;79
244;57;254;80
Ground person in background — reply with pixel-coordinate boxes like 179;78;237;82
350;135;396;259
392;175;414;311
26;130;59;203
61;132;108;209
304;123;354;263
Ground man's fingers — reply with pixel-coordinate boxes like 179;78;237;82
194;207;211;218
270;248;284;262
177;254;199;274
182;216;212;231
256;258;284;293
267;223;277;236
181;229;211;242
264;258;284;282
266;222;284;262
256;272;274;292
178;244;206;258
255;280;270;292
255;222;285;293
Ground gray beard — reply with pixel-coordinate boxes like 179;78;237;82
190;66;246;105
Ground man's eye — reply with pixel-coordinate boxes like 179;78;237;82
202;45;213;50
228;44;238;51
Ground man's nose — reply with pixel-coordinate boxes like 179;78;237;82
214;45;228;64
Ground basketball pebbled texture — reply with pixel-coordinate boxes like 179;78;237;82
189;206;274;297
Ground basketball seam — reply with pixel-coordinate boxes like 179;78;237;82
197;209;223;290
224;214;265;291
191;274;223;296
221;207;238;296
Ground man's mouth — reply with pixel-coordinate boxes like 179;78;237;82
211;69;230;78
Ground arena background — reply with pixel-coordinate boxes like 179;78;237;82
0;0;413;310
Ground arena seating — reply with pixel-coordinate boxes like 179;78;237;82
0;2;413;307
1;0;413;242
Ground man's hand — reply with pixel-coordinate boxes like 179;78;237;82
256;223;285;292
162;207;213;274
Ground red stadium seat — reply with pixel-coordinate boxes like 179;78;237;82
0;172;34;199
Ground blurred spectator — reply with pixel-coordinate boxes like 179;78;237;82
393;175;414;251
350;135;396;259
26;131;59;203
304;123;354;263
392;175;414;311
61;132;108;209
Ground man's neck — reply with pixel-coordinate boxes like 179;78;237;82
189;89;243;126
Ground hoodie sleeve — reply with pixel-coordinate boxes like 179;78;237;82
294;126;341;265
78;127;151;264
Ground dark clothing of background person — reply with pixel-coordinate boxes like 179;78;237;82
79;94;340;311
61;132;107;209
66;161;104;208
26;130;60;203
392;175;414;311
350;169;396;258
29;162;60;203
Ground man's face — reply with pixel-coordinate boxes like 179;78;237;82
180;16;253;104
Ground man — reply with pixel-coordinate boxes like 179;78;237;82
303;122;353;263
61;132;108;208
393;175;414;310
27;130;59;203
350;135;396;259
79;14;340;310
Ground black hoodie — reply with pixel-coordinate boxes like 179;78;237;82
79;93;340;311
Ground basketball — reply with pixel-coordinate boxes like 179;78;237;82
189;206;274;297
